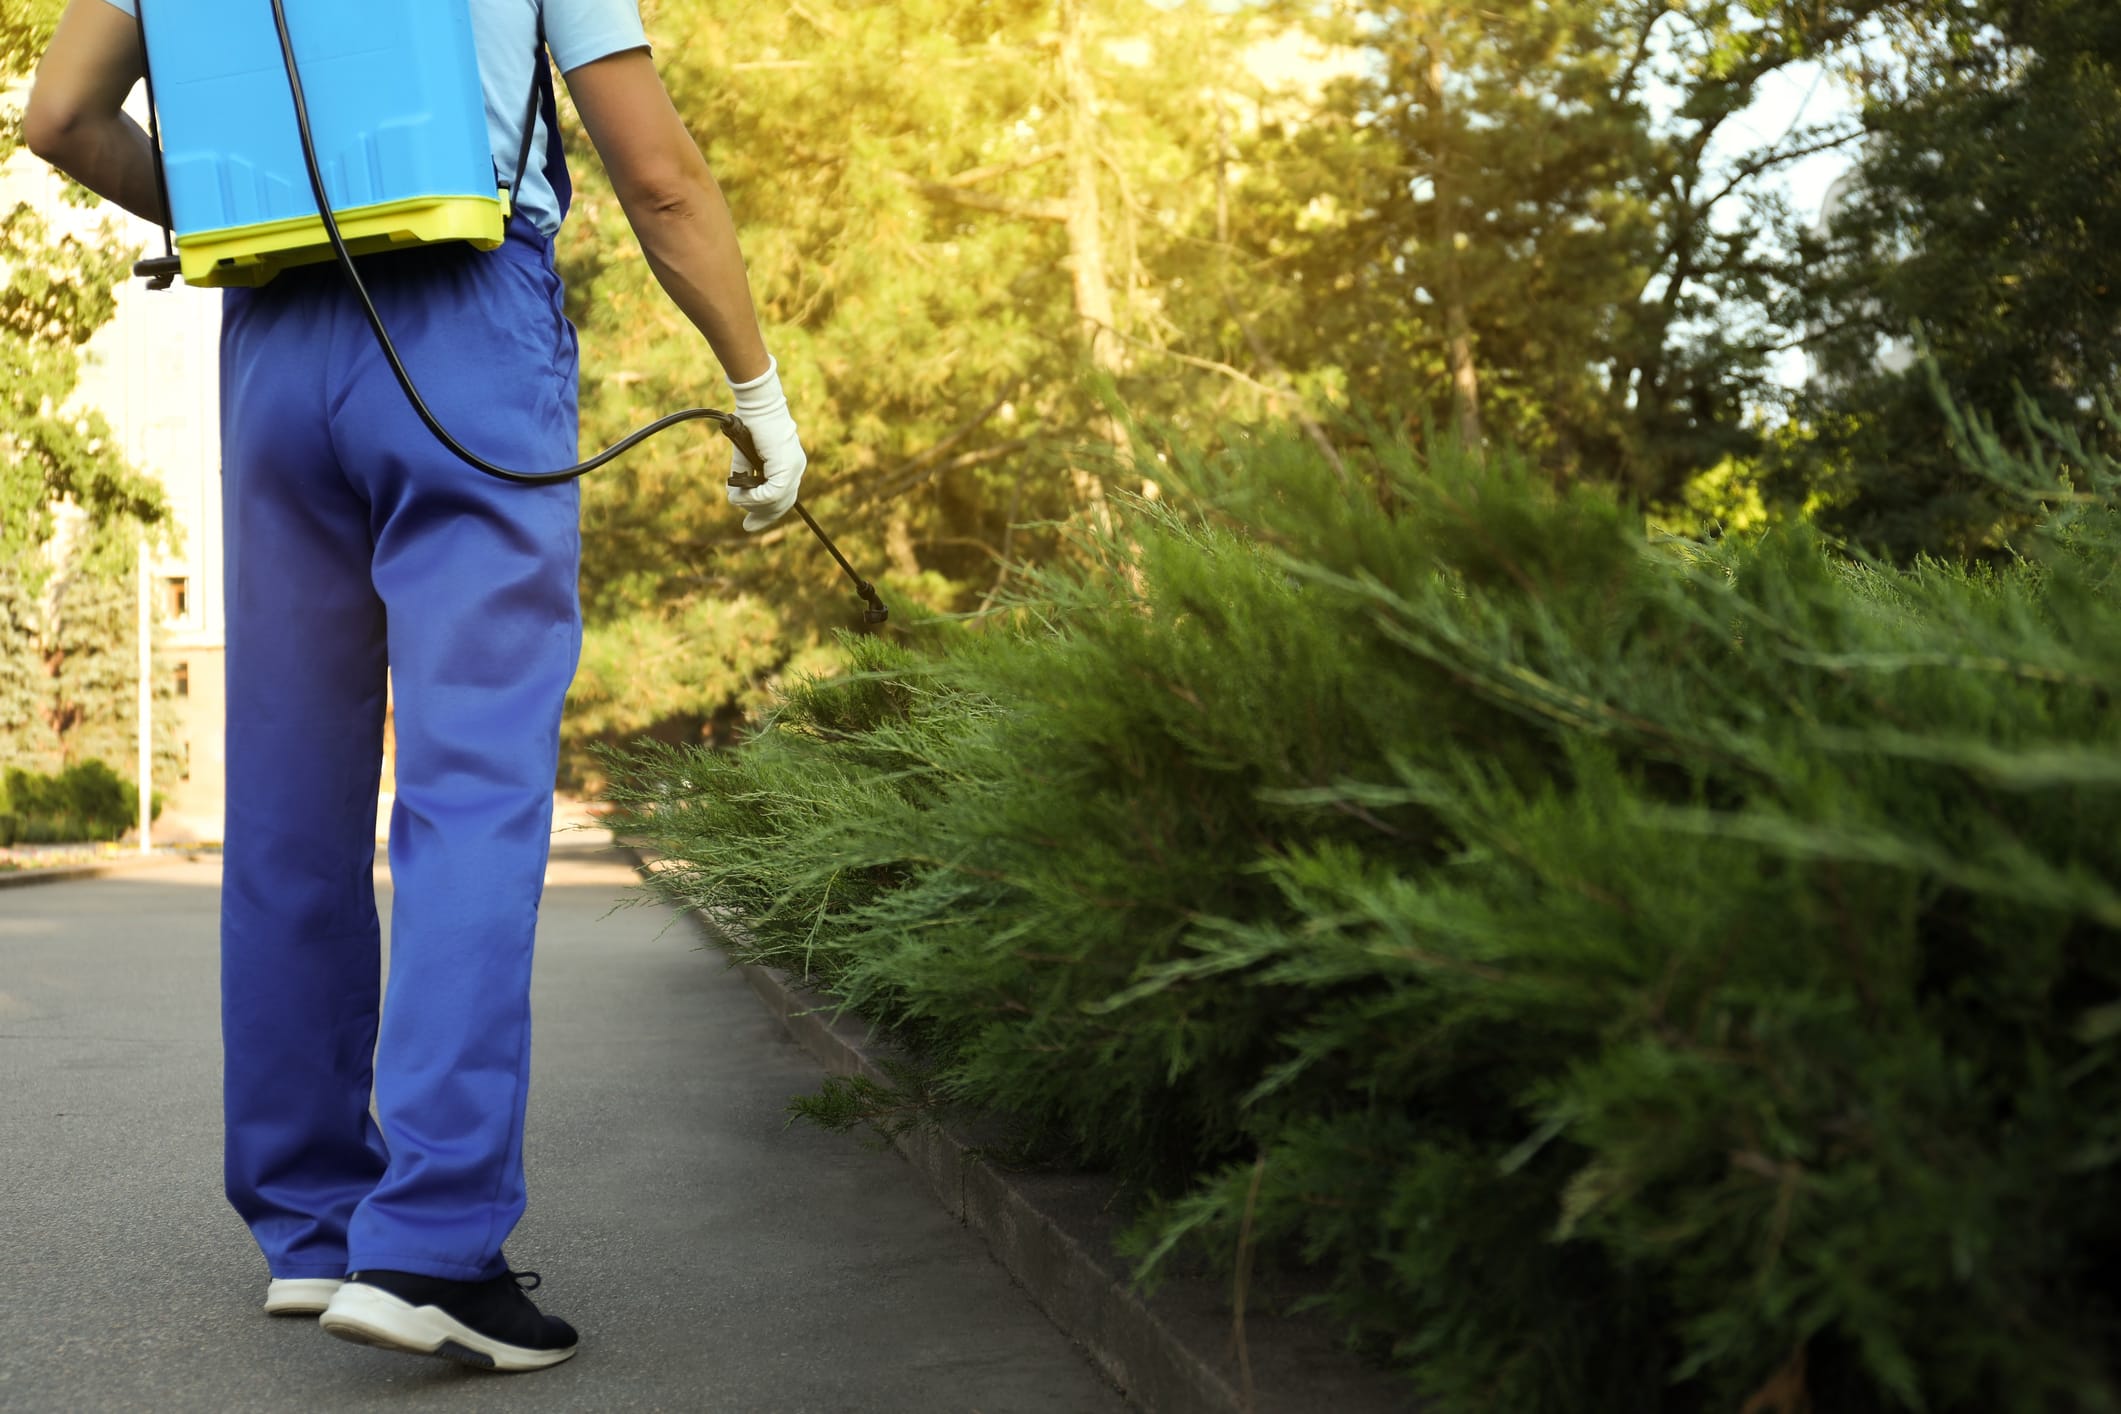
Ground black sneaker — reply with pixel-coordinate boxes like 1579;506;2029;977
319;1269;578;1372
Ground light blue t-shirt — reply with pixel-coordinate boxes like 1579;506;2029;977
104;0;649;238
467;0;650;237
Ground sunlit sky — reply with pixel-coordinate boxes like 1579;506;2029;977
1712;60;1861;386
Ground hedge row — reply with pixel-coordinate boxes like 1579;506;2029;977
605;406;2121;1413
0;760;155;846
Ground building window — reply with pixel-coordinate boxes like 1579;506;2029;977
163;576;189;619
174;660;190;697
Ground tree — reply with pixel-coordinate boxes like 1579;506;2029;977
0;563;44;767
1227;0;1891;499
20;530;182;783
2;3;164;557
3;2;174;783
1788;0;2121;558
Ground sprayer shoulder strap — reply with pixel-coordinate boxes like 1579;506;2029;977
502;16;572;222
504;13;549;210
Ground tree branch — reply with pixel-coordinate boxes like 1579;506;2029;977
1219;294;1351;485
785;0;842;38
892;172;1069;223
1613;2;1667;103
932;148;1062;188
1089;312;1350;486
869;439;1031;506
1696;126;1864;219
1091;320;1289;400
894;391;1015;480
976;470;1029;614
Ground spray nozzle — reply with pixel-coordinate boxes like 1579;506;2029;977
716;416;891;630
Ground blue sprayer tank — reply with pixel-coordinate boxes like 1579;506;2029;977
139;0;505;287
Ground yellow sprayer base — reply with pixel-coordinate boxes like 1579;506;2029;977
176;192;509;288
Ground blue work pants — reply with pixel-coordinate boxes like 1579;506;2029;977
217;222;582;1282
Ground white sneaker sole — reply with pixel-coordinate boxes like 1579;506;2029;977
264;1278;344;1317
319;1282;578;1372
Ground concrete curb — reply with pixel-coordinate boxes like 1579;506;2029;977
0;852;198;891
622;846;1418;1414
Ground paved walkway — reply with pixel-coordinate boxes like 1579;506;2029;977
0;847;1130;1413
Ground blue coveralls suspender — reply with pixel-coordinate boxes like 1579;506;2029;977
219;43;580;1282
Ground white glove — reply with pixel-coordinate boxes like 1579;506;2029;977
725;356;807;532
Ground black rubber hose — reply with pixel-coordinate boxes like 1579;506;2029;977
264;0;758;484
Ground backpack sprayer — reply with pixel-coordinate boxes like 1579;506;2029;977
127;0;887;625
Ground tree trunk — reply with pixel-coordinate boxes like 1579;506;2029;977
1059;0;1123;524
1061;0;1120;380
1422;33;1483;452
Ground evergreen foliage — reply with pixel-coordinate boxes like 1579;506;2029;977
0;757;159;845
0;563;40;761
607;407;2121;1412
27;534;182;784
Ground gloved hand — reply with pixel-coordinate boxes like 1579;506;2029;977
725;355;807;532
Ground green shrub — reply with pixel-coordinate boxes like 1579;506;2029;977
0;759;157;842
605;404;2121;1413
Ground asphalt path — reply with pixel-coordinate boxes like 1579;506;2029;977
0;847;1130;1413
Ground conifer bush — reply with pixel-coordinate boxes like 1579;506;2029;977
604;404;2121;1413
0;759;154;843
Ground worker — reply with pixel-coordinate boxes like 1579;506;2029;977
22;0;804;1372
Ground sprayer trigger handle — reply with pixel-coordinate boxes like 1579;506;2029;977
720;414;767;489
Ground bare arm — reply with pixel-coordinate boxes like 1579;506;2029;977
23;0;167;225
563;48;770;386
